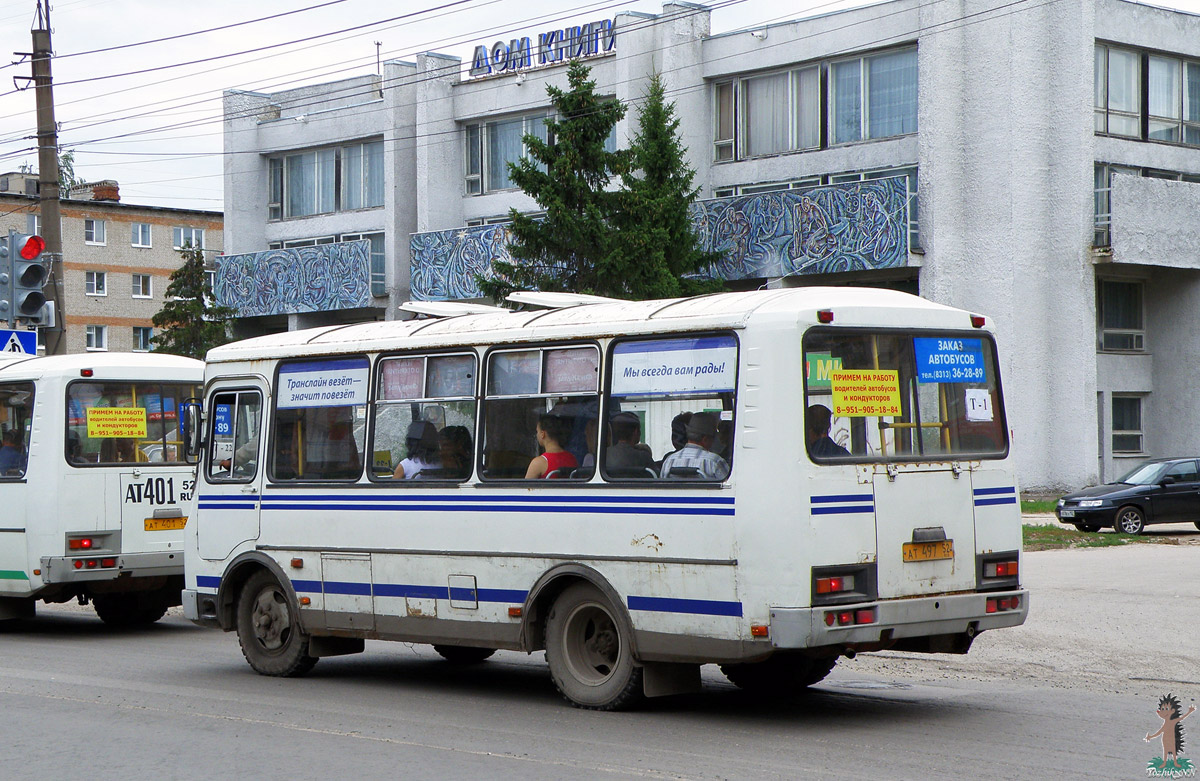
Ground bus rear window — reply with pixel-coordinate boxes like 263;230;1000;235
67;381;200;466
803;330;1007;463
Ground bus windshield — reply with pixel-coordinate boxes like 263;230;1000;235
803;329;1007;462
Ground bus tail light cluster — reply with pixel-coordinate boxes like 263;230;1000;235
815;574;854;595
976;550;1021;591
824;608;876;627
68;537;94;550
986;595;1021;613
811;563;877;607
72;558;117;570
984;560;1018;578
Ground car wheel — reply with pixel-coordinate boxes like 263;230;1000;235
1073;522;1101;533
1114;505;1146;535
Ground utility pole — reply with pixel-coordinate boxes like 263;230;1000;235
27;0;65;354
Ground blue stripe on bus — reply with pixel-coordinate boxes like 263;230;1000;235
198;501;259;510
973;486;1016;496
292;579;323;593
810;505;875;515
256;502;734;516
810;494;873;504
323;580;372;596
975;496;1018;507
374;583;448;599
235;493;734;505
196;575;220;589
627;595;743;617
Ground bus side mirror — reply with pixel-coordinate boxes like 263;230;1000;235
181;399;203;465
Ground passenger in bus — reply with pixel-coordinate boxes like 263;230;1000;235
806;404;850;458
0;430;24;475
580;417;598;468
605;412;654;474
438;425;473;479
659;412;730;480
525;413;578;479
393;420;440;479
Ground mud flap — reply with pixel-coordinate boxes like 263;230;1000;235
642;662;701;698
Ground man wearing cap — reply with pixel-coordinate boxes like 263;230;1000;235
659;411;730;480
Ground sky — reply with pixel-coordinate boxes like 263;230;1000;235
2;0;1200;214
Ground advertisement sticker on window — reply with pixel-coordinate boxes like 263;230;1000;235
913;338;987;384
278;358;369;409
611;336;737;396
86;407;148;438
831;369;901;417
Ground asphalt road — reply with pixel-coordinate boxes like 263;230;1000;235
1;536;1196;780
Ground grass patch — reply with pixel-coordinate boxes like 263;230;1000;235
1020;499;1058;514
1023;524;1147;551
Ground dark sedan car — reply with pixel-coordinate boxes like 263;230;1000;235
1056;457;1200;534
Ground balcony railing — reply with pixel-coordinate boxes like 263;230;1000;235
409;176;912;301
214;240;372;317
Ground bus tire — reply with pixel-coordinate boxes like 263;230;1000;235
433;645;496;664
94;594;167;627
720;654;837;694
236;570;317;677
544;583;643;711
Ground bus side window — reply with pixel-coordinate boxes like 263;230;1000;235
208;391;262;481
0;382;34;478
272;357;369;482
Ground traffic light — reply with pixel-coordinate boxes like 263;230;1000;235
7;230;48;325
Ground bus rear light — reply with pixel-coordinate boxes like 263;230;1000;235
750;624;769;638
100;558;116;568
80;368;94;377
817;310;834;323
73;560;83;569
85;559;98;569
971;315;986;328
837;611;853;626
854;609;875;624
984;560;1018;578
816;575;855;594
986;598;997;613
68;537;93;550
986;597;1020;613
824;611;836;626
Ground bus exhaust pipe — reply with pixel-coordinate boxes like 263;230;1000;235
843;648;857;659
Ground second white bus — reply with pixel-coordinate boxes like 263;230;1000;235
182;288;1028;709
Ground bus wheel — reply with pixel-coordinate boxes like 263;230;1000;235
236;571;317;677
545;583;643;711
433;645;496;664
94;594;167;627
720;654;837;694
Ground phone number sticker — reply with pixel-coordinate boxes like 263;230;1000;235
913;338;987;384
831;370;901;417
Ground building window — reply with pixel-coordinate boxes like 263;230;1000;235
714;66;820;161
85;271;107;296
132;327;153;352
1147;55;1200;144
173;226;205;250
341;232;386;297
1095;45;1140;137
268;140;384;220
131;222;151;247
1111;395;1143;453
132;273;152;298
85;325;107;351
84;218;106;245
464;113;550;194
831;48;918;144
1097;279;1144;351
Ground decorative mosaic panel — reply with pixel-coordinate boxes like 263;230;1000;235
408;178;911;301
214;240;371;317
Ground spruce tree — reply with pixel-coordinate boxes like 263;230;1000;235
614;73;721;298
151;246;234;359
476;62;628;301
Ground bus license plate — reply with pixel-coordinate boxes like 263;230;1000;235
903;540;954;562
144;516;187;531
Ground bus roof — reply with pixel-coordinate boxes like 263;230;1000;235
0;352;204;379
206;287;985;364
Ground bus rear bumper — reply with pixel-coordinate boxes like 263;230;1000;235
39;551;184;584
768;590;1029;649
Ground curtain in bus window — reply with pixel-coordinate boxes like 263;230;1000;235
372;353;477;481
605;335;738;481
802;331;1007;463
0;382;34;477
274;358;369;481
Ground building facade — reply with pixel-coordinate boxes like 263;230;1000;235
0;174;224;354
219;0;1200;493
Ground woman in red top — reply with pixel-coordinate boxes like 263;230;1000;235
525;413;578;479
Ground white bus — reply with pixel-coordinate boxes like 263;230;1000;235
182;288;1027;709
0;352;203;625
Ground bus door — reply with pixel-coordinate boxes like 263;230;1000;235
197;382;265;561
872;466;977;598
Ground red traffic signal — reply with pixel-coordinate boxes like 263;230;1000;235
16;234;45;260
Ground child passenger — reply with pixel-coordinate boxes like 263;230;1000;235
525;413;578;479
